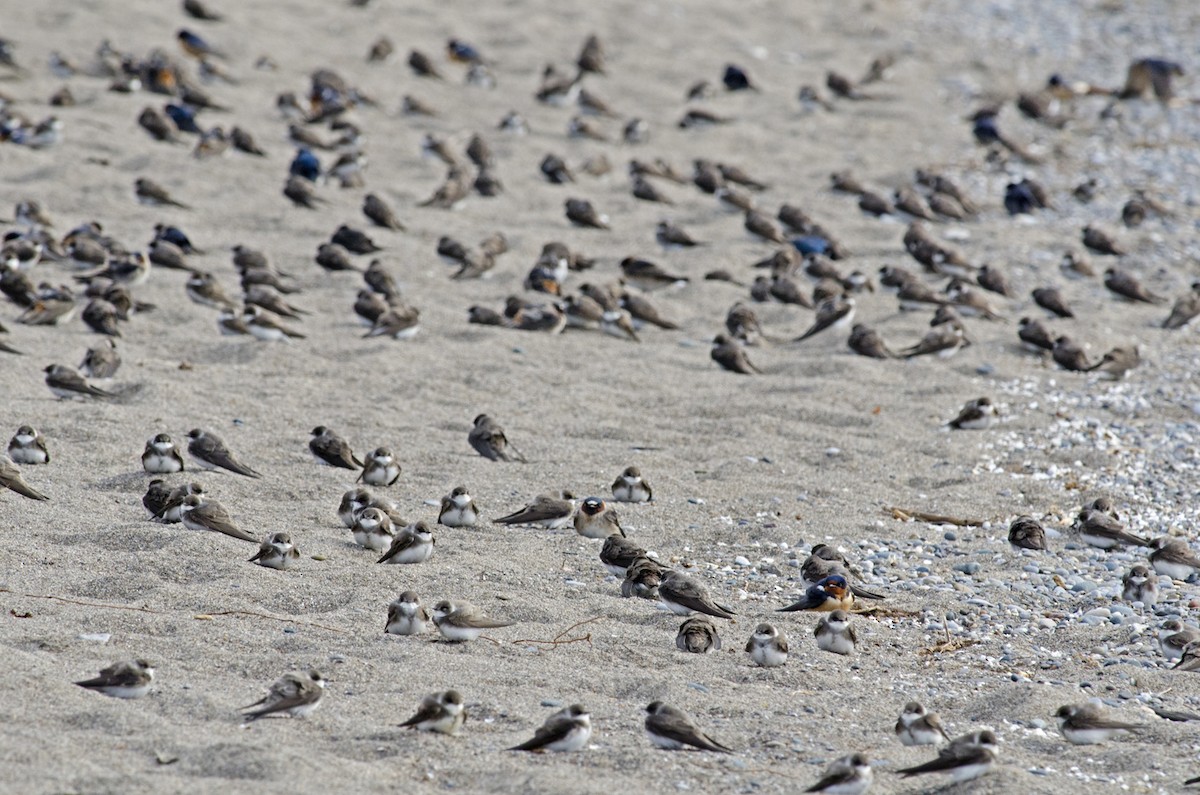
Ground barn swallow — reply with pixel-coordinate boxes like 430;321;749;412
469;414;525;462
1072;506;1149;549
622;556;666;599
7;426;49;465
377;520;435;564
574;497;624;539
800;545;884;600
814;609;857;655
1055;703;1142;745
309;426;361;470
895;702;951;746
142;433;184;473
1104;268;1164;304
676;616;722;653
644;702;732;752
44;364;113;399
241;670;325;722
75;659;155;699
611;466;652;503
1158;619;1199;660
177;29;225;60
400;690;466;735
779;575;852;612
711;334;760;374
1149;537;1200;581
249;532;299;570
745;623;789;668
431;600;514;642
896;729;998;781
135;178;189;209
180;494;257;542
385;590;430;636
0;454;48;500
495;491;576;528
599;535;646;576
186;429;261;478
1122;564;1159;606
658;570;735;619
805;753;873;795
510;704;591;752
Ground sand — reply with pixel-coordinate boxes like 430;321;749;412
2;0;1199;793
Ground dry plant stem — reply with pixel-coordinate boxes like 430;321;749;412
513;616;602;647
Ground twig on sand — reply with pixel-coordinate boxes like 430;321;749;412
0;587;161;613
513;616;602;648
886;506;986;527
193;610;350;634
851;604;921;619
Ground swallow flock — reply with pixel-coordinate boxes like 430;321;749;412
1;0;1198;791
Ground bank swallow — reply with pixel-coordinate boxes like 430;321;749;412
1158;619;1199;660
378;520;435;564
658;570;735;619
745;623;789;668
1163;283;1200;329
622;556;666;599
469;414;525;462
656;220;702;248
135;178;188;209
249;532;299;570
1092;346;1140;380
434;485;477;528
230;126;265;156
848;324;894;359
187;428;261;478
495;491;576;528
895;702;951;746
574;497;624;539
142;433;184;473
431;600;514;642
711;334;760;374
510;704;591;752
0;454;49;500
1122;564;1159;606
564;198;609;230
284;176;325;208
1104;268;1164;304
180;494;257;543
896;729;998;781
1149;537;1200;581
610;466;652;503
307;426;361;470
352;506;396;552
155;482;203;523
75;659;154;699
1072;505;1148;549
1008;515;1046;551
241;670;325;722
348;447;399;487
676;616;722;653
1055;703;1142;745
1051;335;1096;372
796;297;855;343
400;690;466;735
1175;641;1200;672
1017;317;1055;352
1083;225;1125;256
385;591;430;636
779;575;853;613
599;534;646;576
644;701;732;753
900;322;967;359
805;752;872;795
948;397;996;429
44;364;112;400
812;609;858;655
8;425;49;465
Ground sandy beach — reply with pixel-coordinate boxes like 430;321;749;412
2;0;1199;792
